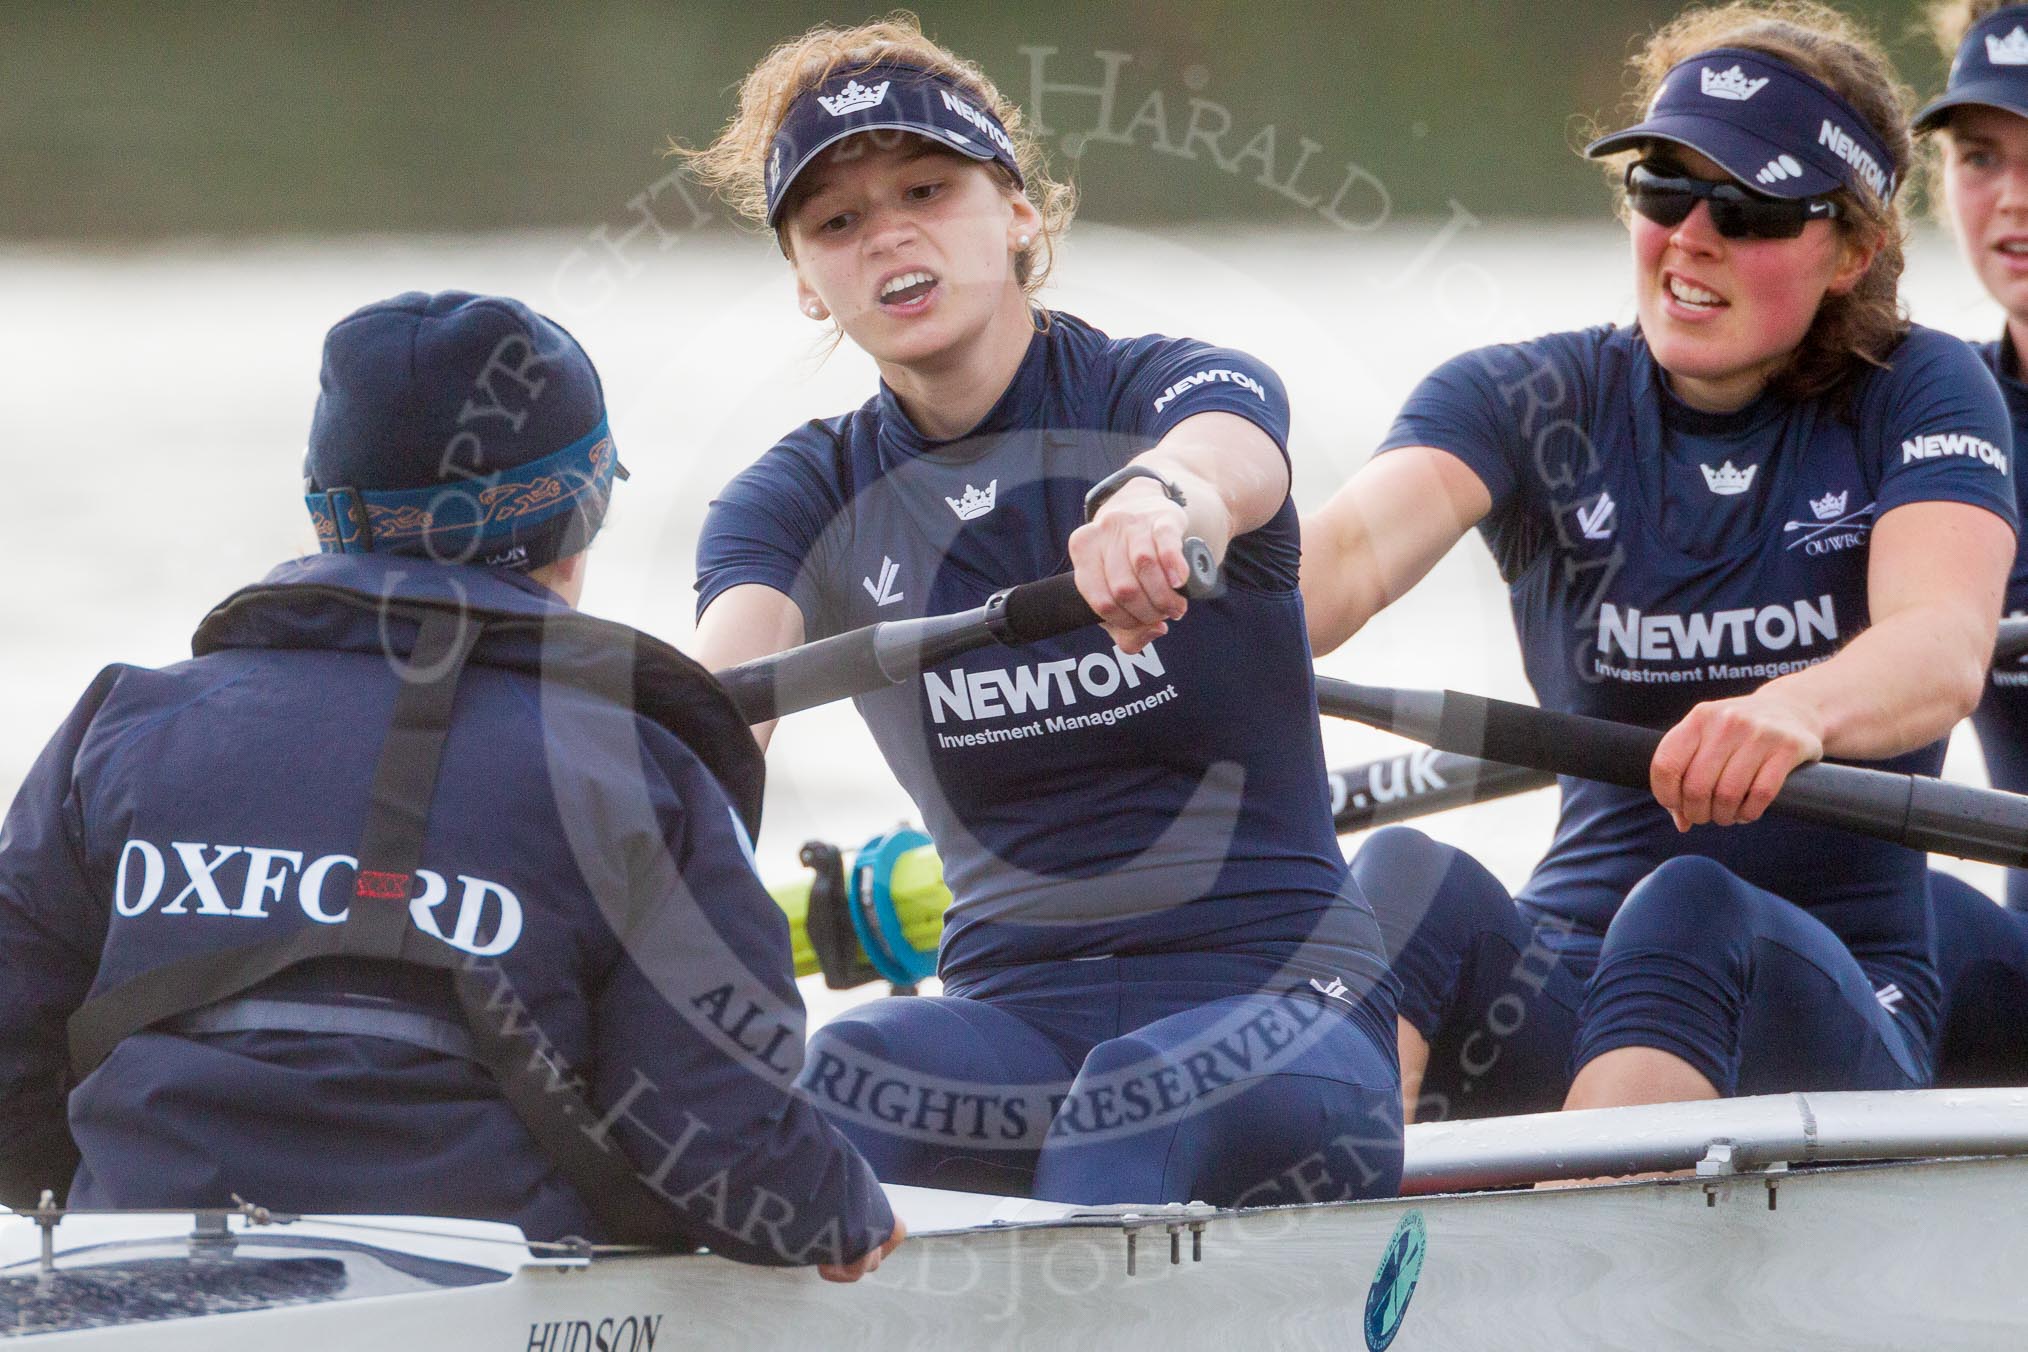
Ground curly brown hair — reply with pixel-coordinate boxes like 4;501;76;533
673;12;1075;296
1590;2;1914;407
1927;0;2018;54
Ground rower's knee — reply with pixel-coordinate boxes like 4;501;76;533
1353;827;1521;958
1603;855;1757;961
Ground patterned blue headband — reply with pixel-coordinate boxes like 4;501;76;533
306;417;623;570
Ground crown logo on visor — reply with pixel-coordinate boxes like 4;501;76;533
1700;64;1770;100
1810;490;1849;521
1989;26;2028;65
945;479;998;521
818;79;891;116
1701;460;1758;496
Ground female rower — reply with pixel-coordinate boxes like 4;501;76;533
1301;2;2016;1123
683;16;1402;1205
1913;0;2028;1086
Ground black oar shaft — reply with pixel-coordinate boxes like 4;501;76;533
1315;676;2028;869
717;540;1216;725
1997;615;2028;666
1315;620;2028;838
1330;749;1554;833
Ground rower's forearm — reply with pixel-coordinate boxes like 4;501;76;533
1132;413;1290;552
695;585;808;753
1300;534;1387;656
1764;608;1990;759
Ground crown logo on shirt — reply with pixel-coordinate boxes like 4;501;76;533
1989;26;2028;65
1700;460;1758;496
1700;64;1770;100
945;479;998;521
1809;489;1848;521
818;79;891;116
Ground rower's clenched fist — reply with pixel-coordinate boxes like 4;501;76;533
1650;689;1825;831
1068;478;1192;654
819;1218;907;1283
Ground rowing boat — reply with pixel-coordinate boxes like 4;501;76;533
17;582;2026;1347
9;1088;2026;1349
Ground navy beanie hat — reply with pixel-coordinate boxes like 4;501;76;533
303;290;626;572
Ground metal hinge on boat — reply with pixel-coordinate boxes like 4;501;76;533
1089;1201;1219;1276
1695;1138;1790;1211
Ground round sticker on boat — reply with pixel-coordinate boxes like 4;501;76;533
1363;1209;1426;1351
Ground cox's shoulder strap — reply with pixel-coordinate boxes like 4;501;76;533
69;607;686;1245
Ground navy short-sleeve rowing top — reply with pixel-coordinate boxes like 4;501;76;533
1970;337;2028;798
698;311;1386;986
1378;322;2016;1040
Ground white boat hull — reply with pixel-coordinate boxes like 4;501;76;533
12;1090;2028;1349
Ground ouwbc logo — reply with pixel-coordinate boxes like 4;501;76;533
1784;495;1872;555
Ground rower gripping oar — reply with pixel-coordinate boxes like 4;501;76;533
716;538;1218;725
1315;676;2028;869
1318;617;2028;829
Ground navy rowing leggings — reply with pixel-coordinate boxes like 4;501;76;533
1930;869;2028;1086
1350;827;1584;1120
1353;828;1931;1106
797;948;1403;1207
1970;697;2028;911
1575;856;1931;1095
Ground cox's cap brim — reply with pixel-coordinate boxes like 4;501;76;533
1914;82;2028;133
765;125;999;227
1585;114;1842;200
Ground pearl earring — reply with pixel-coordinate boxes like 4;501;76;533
805;303;824;318
1016;233;1032;249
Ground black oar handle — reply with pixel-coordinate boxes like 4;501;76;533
719;537;1217;725
1315;676;2028;869
993;537;1217;642
1997;615;2028;666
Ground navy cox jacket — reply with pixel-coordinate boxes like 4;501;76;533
0;554;892;1263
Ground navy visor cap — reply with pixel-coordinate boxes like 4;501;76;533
765;62;1024;227
1586;46;1896;202
1916;6;2028;132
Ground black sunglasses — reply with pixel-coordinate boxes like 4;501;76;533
1625;162;1841;240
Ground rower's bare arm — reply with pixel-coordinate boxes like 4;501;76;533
694;584;806;752
1134;409;1291;550
1069;411;1286;653
1300;447;1493;656
1775;499;2012;758
1651;500;2013;830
